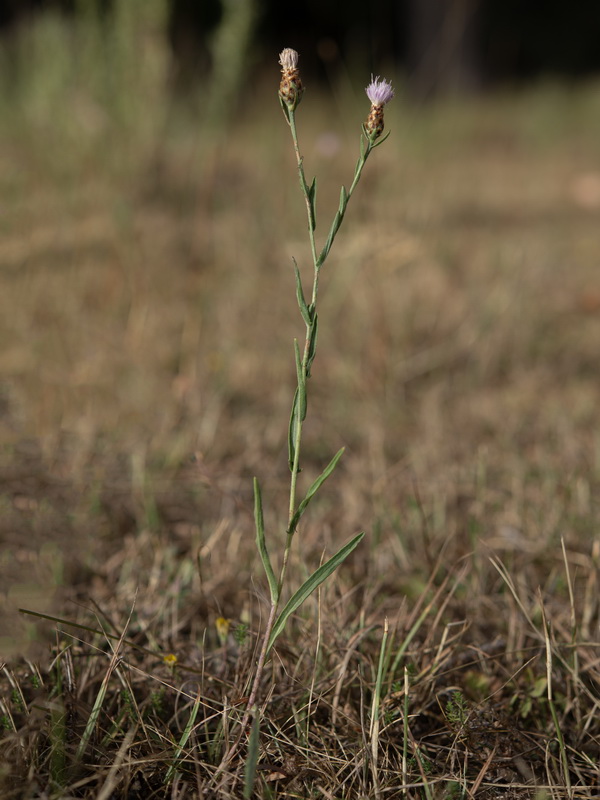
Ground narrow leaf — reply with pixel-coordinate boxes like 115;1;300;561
279;96;291;124
294;339;307;421
267;531;365;653
243;707;260;799
164;691;202;783
306;314;318;375
338;184;348;214
307;176;317;231
371;130;392;148
293;258;311;326
288;387;300;471
288;447;344;535
317;201;345;267
254;478;278;603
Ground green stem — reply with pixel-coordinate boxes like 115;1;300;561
278;108;318;594
215;98;388;791
240;108;380;730
288;111;320;299
278;117;376;593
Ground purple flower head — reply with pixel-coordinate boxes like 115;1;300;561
365;76;394;107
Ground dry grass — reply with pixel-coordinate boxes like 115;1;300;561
1;16;600;795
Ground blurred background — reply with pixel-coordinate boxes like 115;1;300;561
1;0;600;655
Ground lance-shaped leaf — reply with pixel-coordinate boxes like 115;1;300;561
254;478;278;603
307;175;317;231
306;314;318;376
293;258;312;326
317;185;348;267
371;130;391;148
294;339;307;422
288;387;301;471
279;95;291;124
288;447;344;536
266;531;365;654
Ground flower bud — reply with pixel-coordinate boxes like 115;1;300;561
279;48;304;112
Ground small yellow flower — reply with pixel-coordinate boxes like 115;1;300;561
216;616;230;645
163;653;178;666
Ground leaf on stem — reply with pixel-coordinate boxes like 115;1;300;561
307;176;317;231
254;478;279;603
371;129;391;148
338;184;349;214
288;387;300;471
266;531;365;654
288;447;345;535
279;96;291;124
293;258;312;326
317;186;348;267
294;339;307;422
306;314;318;376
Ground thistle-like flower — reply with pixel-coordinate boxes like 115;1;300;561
364;76;394;141
279;47;304;112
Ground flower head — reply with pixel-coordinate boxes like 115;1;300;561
279;48;299;71
365;76;394;107
279;47;304;112
364;76;394;141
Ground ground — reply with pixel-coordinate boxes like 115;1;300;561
0;15;599;796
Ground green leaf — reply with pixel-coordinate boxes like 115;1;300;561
306;314;318;376
164;691;202;783
316;187;347;267
371;129;392;148
288;387;300;471
254;478;278;603
267;531;365;654
307;176;317;231
288;447;344;535
279;95;291;124
243;708;260;799
294;339;307;421
293;258;311;326
338;184;348;214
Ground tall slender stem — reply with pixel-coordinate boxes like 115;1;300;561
278;108;319;594
213;64;394;795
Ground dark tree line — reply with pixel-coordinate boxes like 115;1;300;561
1;0;600;96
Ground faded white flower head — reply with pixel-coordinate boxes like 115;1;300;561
365;76;394;107
279;47;303;112
279;48;299;71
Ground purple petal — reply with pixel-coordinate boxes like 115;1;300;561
365;76;394;106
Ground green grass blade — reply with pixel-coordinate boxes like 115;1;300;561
164;691;202;784
267;531;364;654
243;707;261;799
76;669;109;760
254;478;279;604
288;447;344;534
